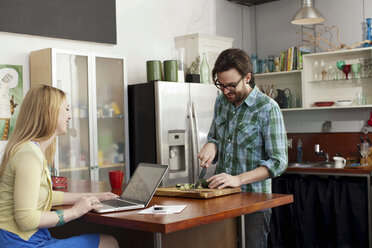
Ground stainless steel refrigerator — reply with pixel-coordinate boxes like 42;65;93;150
128;81;219;186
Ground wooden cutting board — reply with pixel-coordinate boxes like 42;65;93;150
155;187;241;199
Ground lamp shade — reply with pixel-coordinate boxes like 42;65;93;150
291;0;325;25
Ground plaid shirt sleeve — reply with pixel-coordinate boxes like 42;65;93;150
207;95;220;147
259;105;288;178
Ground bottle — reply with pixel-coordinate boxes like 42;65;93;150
251;54;259;74
296;139;303;163
267;55;275;72
200;52;210;84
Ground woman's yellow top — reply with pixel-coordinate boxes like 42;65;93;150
0;142;64;240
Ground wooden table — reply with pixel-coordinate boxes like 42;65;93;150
52;179;293;248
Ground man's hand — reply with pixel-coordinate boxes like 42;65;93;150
197;143;217;168
207;173;242;189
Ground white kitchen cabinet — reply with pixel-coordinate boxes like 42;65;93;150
30;48;130;183
175;33;233;79
302;47;372;109
255;70;302;111
255;47;372;111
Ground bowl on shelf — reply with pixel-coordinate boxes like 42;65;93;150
336;100;352;106
314;101;335;107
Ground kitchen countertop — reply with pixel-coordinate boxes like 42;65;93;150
286;164;372;175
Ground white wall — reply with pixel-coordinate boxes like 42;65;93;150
0;0;217;155
0;0;216;90
215;0;256;53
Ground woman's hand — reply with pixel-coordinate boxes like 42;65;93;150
207;173;242;189
95;192;120;201
71;196;103;218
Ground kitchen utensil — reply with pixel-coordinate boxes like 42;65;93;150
368;110;372;126
336;60;346;71
109;170;124;190
146;60;162;82
194;166;207;188
366;137;371;146
164;60;178;82
274;88;288;108
351;63;361;78
314;101;335;107
342;64;351;79
360;142;371;166
333;156;346;168
356;92;367;105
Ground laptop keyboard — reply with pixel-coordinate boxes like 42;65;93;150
101;199;137;208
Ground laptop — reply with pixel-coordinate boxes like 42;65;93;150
94;163;168;213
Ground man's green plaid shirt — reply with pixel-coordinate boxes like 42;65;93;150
207;86;288;193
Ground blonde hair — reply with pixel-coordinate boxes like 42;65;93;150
0;85;66;179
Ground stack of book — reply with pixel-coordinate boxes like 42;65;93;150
279;46;311;72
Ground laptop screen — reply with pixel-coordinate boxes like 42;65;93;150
122;163;168;205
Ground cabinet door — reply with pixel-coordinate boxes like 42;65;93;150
55;52;91;180
94;56;126;183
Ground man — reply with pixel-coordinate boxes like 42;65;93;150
198;48;287;248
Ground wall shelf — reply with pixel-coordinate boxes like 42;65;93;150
255;70;301;77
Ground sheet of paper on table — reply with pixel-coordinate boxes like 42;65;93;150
138;205;187;215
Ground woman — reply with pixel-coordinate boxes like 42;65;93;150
0;85;119;247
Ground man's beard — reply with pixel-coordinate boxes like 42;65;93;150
224;88;248;105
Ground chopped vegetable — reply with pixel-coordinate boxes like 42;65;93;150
175;182;207;189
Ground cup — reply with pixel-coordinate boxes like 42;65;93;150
109;170;124;189
146;60;162;82
333;156;346;168
163;60;178;82
356;92;367;105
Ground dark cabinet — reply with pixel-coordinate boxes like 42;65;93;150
269;174;368;248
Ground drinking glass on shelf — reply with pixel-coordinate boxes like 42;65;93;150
360;58;372;78
313;60;320;81
356;92;367;105
360;142;371;166
336;60;346;79
342;64;351;79
327;64;337;80
351;63;361;78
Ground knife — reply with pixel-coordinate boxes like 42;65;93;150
194;166;207;188
366;137;371;146
356;144;361;156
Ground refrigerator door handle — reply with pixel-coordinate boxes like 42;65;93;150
188;102;198;182
192;102;200;154
191;102;201;180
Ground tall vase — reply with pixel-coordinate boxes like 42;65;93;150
364;18;372;48
200;53;210;84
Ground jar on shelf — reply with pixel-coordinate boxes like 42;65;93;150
261;59;268;73
267;55;275;72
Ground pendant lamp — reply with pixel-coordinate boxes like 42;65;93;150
291;0;325;25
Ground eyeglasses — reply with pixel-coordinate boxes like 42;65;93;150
214;75;245;91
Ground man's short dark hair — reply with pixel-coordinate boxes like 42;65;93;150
212;48;255;88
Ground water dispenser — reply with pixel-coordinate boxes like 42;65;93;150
168;130;186;172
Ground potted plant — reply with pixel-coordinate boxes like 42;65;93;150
186;56;200;83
